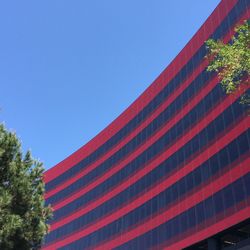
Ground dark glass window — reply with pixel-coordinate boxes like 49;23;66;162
47;70;216;206
45;129;250;244
45;0;247;193
47;97;247;227
45;1;250;248
58;174;250;250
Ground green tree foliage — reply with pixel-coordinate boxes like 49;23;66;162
206;20;250;104
0;124;52;250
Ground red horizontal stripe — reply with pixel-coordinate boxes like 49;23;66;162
43;117;249;248
163;206;250;250
50;76;221;210
46;115;249;240
44;0;237;183
45;4;247;198
50;80;248;213
45;58;210;199
93;158;250;250
150;198;249;250
49;90;248;231
152;177;250;250
43;153;250;250
49;78;219;208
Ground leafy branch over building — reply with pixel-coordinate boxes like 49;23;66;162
206;20;250;104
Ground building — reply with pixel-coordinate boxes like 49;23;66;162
43;0;250;249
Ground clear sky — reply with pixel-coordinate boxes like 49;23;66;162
0;0;221;170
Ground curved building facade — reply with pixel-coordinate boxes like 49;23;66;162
43;0;250;249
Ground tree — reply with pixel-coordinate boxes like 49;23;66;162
0;124;52;250
206;20;250;104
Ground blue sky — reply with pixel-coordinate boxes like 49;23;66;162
0;0;220;170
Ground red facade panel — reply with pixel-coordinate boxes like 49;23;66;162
44;0;250;249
